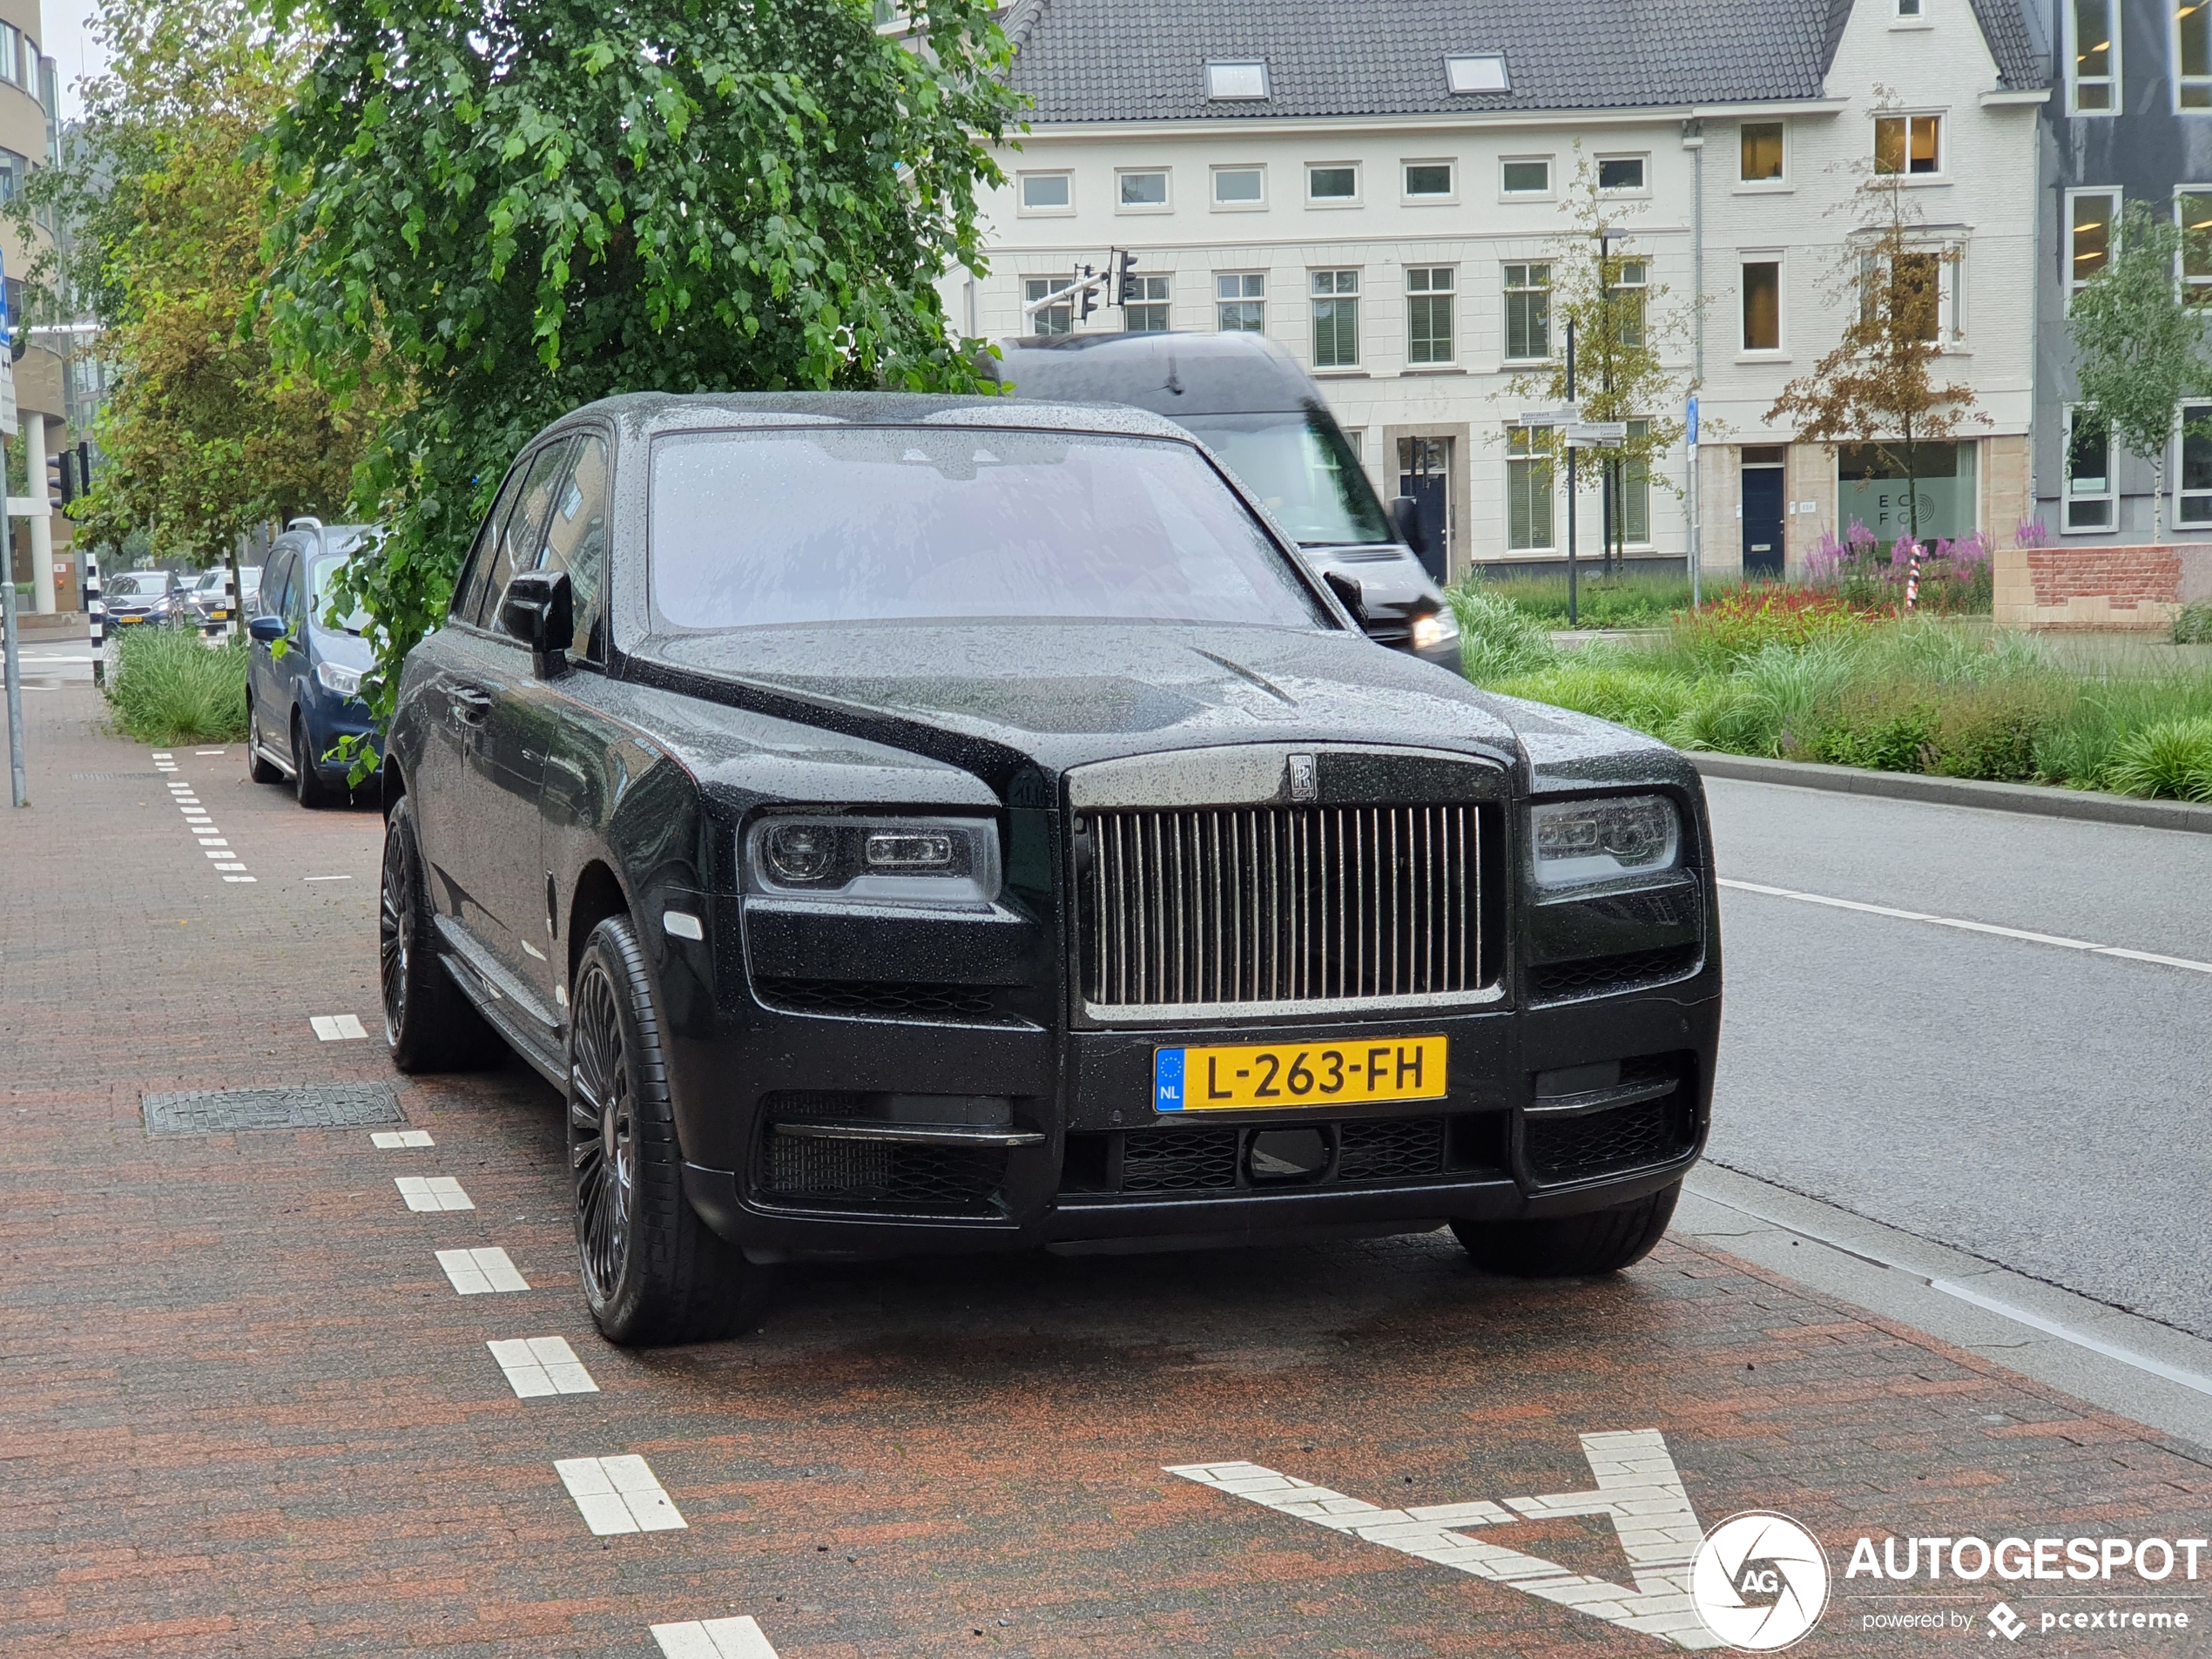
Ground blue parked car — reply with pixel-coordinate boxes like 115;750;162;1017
246;519;381;807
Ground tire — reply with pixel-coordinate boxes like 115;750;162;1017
570;914;752;1346
1451;1182;1681;1278
246;697;283;784
293;711;336;808
380;794;501;1072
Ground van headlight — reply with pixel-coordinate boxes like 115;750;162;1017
1530;794;1681;889
747;815;1001;906
1409;610;1459;652
315;661;363;698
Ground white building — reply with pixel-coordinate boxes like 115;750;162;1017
960;0;2046;583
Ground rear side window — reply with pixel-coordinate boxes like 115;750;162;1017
260;550;294;618
537;434;610;659
473;440;575;630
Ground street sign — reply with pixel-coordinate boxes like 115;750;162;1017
1516;407;1579;426
1685;393;1699;448
1563;421;1629;448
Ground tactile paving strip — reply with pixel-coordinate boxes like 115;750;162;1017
141;1084;404;1136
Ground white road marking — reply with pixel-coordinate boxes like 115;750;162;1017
436;1246;528;1294
489;1336;600;1398
651;1616;781;1658
395;1175;474;1212
198;839;228;847
215;862;250;873
304;874;353;881
1173;1431;1720;1651
194;748;225;755
223;875;257;884
371;1130;434;1149
151;752;171;759
311;1014;369;1041
556;1455;685;1534
1717;878;2212;975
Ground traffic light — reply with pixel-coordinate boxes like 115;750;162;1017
78;441;91;499
45;448;64;508
1076;262;1097;322
1112;249;1138;307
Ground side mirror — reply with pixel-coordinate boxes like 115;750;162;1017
497;570;573;675
1388;496;1431;559
248;616;287;644
1323;569;1368;628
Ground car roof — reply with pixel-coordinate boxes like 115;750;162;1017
555;390;1205;448
984;332;1320;419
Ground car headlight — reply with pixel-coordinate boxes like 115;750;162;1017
746;814;1001;906
1409;610;1459;652
315;661;363;698
1529;794;1682;889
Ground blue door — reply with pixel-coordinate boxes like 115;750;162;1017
1742;466;1785;578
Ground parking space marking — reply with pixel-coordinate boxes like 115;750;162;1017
223;874;258;884
489;1336;600;1398
435;1246;529;1294
312;1015;369;1041
305;874;353;881
193;748;225;755
556;1455;685;1534
371;1130;434;1149
651;1616;781;1658
395;1176;474;1213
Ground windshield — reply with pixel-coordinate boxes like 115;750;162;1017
110;574;166;597
192;567;260;593
1175;406;1393;547
651;427;1326;631
308;552;371;633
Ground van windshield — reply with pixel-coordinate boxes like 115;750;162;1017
1177;406;1393;547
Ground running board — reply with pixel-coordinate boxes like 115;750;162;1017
432;916;568;1088
255;735;298;779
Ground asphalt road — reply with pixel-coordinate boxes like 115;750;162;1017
1704;777;2212;1339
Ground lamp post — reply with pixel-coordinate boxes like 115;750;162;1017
1565;320;1577;627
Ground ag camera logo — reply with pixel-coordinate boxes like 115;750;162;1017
1693;1511;1831;1650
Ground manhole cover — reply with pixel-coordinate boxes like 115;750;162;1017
142;1083;404;1136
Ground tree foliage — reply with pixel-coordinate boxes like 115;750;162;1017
2066;201;2212;544
7;0;374;563
1767;147;1987;549
261;0;1022;725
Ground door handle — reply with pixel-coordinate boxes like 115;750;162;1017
451;685;493;729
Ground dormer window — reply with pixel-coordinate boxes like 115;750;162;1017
1446;55;1509;95
1205;62;1269;101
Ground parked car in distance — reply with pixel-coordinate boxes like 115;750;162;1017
246;522;378;807
102;570;184;628
187;564;262;625
988;332;1461;669
378;393;1720;1349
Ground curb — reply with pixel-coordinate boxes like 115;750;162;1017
1687;752;2212;836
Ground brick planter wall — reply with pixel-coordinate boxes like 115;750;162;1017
1994;540;2212;629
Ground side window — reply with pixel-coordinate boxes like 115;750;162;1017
256;550;291;619
452;463;530;624
279;550;307;630
473;439;574;631
536;434;610;660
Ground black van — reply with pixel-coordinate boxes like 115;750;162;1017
988;331;1461;671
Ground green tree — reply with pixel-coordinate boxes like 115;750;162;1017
262;0;1022;730
2066;201;2212;544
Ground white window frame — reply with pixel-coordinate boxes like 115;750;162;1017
1872;111;1945;179
1211;165;1267;211
1401;158;1456;204
1205;61;1270;102
2067;186;2121;293
1739;255;1784;355
1305;161;1361;208
1115;168;1171;214
1595;153;1651;196
2179;187;2212;296
1612;259;1650;349
1501;262;1553;363
1406;266;1457;367
1215;271;1266;333
1737;120;1789;190
1500;155;1554;199
1016;171;1074;217
1023;276;1074;337
1123;273;1172;334
2067;0;2120;115
2062;403;2116;532
2177;0;2212;111
1310;268;1361;369
1895;0;1925;17
1505;425;1557;553
2177;401;2212;526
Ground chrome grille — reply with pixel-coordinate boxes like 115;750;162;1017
1082;805;1482;1008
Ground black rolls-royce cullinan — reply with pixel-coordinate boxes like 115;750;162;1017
378;394;1721;1346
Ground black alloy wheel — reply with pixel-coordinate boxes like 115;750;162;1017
292;711;334;808
568;914;752;1345
379;793;499;1072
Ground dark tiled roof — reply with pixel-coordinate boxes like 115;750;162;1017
1006;0;2045;122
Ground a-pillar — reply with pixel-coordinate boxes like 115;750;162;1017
22;415;51;614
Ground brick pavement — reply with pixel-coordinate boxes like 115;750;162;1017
3;682;2209;1656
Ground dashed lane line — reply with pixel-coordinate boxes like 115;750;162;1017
371;1130;433;1149
556;1455;685;1535
651;1617;781;1658
489;1336;599;1398
395;1176;474;1213
312;1015;369;1041
435;1247;529;1295
1717;879;2212;975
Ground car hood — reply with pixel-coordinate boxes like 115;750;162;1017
637;621;1529;788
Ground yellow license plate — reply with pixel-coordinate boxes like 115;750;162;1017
1154;1035;1447;1112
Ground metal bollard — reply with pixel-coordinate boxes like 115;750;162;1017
85;551;105;687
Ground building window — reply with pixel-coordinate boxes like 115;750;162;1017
1740;122;1784;183
1889;253;1945;342
1123;274;1171;333
1217;273;1264;332
1117;170;1169;210
1742;260;1781;350
1507;426;1556;551
1597;155;1647;192
1897;0;1922;15
2180;403;2212;524
1504;263;1551;361
2070;189;2118;288
1212;166;1264;207
1446;54;1509;94
1312;270;1359;368
1018;172;1071;213
1608;419;1652;545
1024;277;1072;337
1874;113;1941;176
1406;266;1454;365
1205;62;1269;101
2181;0;2212;109
1404;161;1453;199
2181;190;2212;297
1612;260;1649;348
2064;407;2115;530
1307;164;1359;203
2069;0;2118;112
1501;157;1551;196
0;26;17;88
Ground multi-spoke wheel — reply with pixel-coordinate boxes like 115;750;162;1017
569;914;752;1346
379;794;500;1073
